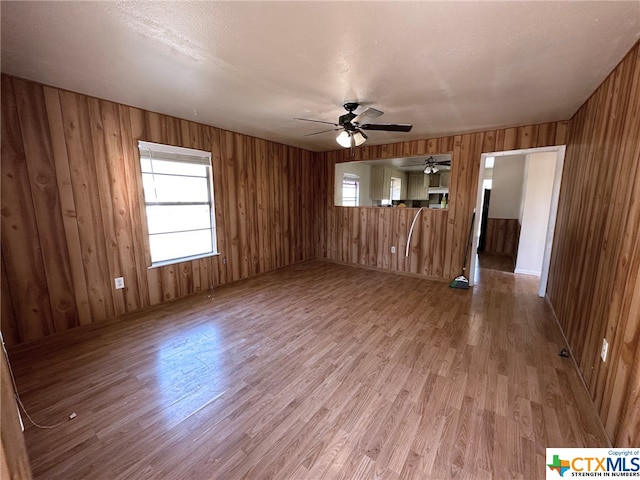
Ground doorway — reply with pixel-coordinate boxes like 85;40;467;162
476;154;525;274
469;146;565;297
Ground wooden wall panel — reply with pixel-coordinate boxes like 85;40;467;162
314;122;567;280
1;75;317;345
547;42;640;446
606;197;640;446
12;80;79;333
42;87;93;326
1;77;56;342
0;257;19;346
118;104;150;306
1;344;32;479
484;218;520;257
59;90;115;322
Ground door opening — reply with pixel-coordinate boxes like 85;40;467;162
469;146;565;298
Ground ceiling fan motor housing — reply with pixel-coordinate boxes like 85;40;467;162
343;102;359;112
339;102;360;130
339;113;358;130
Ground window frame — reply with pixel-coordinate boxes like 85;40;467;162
137;140;219;268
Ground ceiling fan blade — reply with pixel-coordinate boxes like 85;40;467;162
359;123;412;132
294;117;339;126
353;107;383;124
303;128;341;137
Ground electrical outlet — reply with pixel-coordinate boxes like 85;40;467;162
601;338;608;362
391;246;396;254
114;277;125;289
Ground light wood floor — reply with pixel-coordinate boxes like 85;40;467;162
9;260;608;479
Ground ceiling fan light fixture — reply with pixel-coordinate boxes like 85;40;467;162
424;165;439;174
353;130;367;146
336;131;352;148
299;103;412;146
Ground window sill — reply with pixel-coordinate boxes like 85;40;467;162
148;252;221;269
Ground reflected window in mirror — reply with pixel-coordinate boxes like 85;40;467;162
391;177;402;201
382;177;402;206
342;174;360;207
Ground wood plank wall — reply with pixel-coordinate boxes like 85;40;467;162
314;124;566;280
1;342;32;479
484;218;520;258
547;42;640;446
1;75;316;346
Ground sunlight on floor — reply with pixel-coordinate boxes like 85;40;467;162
154;322;228;427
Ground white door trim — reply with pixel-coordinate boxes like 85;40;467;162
538;146;565;297
469;145;565;298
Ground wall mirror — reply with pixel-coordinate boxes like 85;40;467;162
334;154;452;208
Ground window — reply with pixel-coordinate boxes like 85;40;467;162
390;177;402;201
138;141;218;267
382;176;402;205
342;174;359;206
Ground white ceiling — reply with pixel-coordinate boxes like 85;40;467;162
2;2;638;153
357;154;452;172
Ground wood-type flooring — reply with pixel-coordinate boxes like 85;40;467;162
477;253;515;274
8;260;608;479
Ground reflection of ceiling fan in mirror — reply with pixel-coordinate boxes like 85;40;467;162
295;102;412;148
422;156;451;175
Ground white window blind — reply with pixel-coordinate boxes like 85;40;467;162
342;174;359;206
138;141;218;267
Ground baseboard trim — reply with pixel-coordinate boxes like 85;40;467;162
544;294;612;447
317;257;451;284
514;268;541;276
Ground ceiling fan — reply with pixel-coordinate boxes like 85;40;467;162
421;156;451;174
295;102;412;148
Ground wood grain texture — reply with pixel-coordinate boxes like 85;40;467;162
59;89;115;323
1;76;56;341
1;75;316;346
1;343;32;479
484;218;520;257
12;80;79;334
547;42;640;446
1;257;19;346
42;86;93;327
314;122;567;280
8;260;607;479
